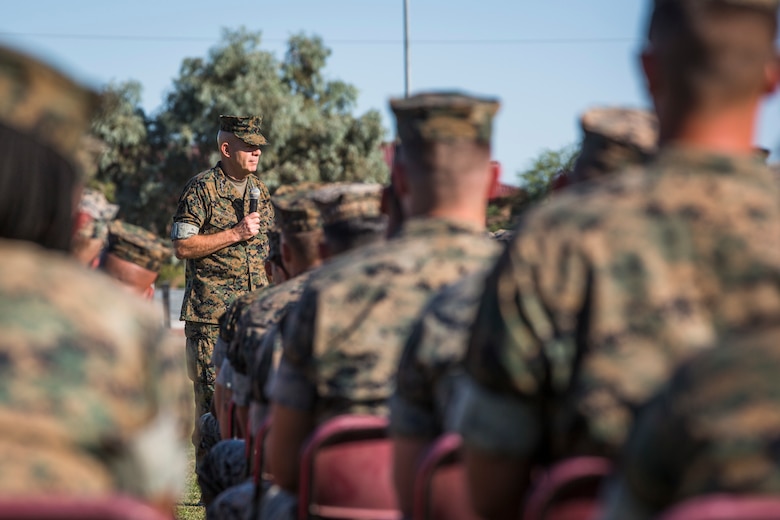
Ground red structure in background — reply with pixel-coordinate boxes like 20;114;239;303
380;142;522;201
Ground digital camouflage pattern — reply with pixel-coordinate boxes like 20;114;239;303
0;239;190;497
391;269;496;438
186;322;220;420
173;163;272;325
219;115;268;146
312;183;384;226
106;220;172;273
604;326;780;519
390;92;500;145
570;107;658;184
229;271;313;376
271;189;321;234
460;148;780;462
0;45;98;170
275;218;500;424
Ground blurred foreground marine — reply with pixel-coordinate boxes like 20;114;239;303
603;325;780;519
0;45;189;514
390;105;658;516
260;92;503;519
457;1;780;518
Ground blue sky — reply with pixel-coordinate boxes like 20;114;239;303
2;0;778;185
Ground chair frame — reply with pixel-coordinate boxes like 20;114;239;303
297;415;400;520
523;456;613;520
659;494;780;520
412;433;476;520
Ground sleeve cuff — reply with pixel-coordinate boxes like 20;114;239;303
268;359;317;411
455;376;541;457
389;395;439;439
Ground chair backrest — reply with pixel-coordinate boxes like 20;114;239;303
659;495;780;520
0;495;171;520
412;433;479;520
298;415;401;520
523;457;613;520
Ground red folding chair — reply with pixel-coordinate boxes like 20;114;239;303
523;457;612;520
298;415;401;520
659;495;780;520
412;433;478;520
0;495;171;520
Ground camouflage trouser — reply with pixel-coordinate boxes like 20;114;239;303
185;321;219;419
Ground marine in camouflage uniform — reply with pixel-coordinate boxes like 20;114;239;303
209;183;388;520
456;1;780;517
601;325;780;519
171;115;274;422
389;106;658;516
199;185;324;508
257;92;502;520
0;44;190;507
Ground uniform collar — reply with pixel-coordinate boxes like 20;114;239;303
654;146;772;181
214;162;258;199
398;216;486;238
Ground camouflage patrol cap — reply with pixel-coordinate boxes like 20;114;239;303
390;91;500;145
219;115;268;146
271;185;322;234
75;188;119;241
312;183;384;226
106;220;172;273
0;45;99;172
570;107;659;184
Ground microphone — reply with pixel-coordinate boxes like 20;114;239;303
249;186;260;213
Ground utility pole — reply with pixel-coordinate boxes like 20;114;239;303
403;0;410;98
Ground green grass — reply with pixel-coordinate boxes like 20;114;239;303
176;447;205;520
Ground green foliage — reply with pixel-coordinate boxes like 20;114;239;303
89;28;389;237
517;144;578;202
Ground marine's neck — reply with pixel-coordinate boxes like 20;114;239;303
659;100;759;155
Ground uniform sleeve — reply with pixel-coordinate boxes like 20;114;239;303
458;227;588;457
613;377;694;516
390;317;439;438
269;288;318;411
171;178;208;240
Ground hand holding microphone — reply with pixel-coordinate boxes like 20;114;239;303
235;187;262;241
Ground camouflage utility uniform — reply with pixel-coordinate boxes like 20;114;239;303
458;148;780;465
391;106;658;442
603;326;780;519
172;164;273;418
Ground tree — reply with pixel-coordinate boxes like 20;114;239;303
517;144;578;203
89;28;389;235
